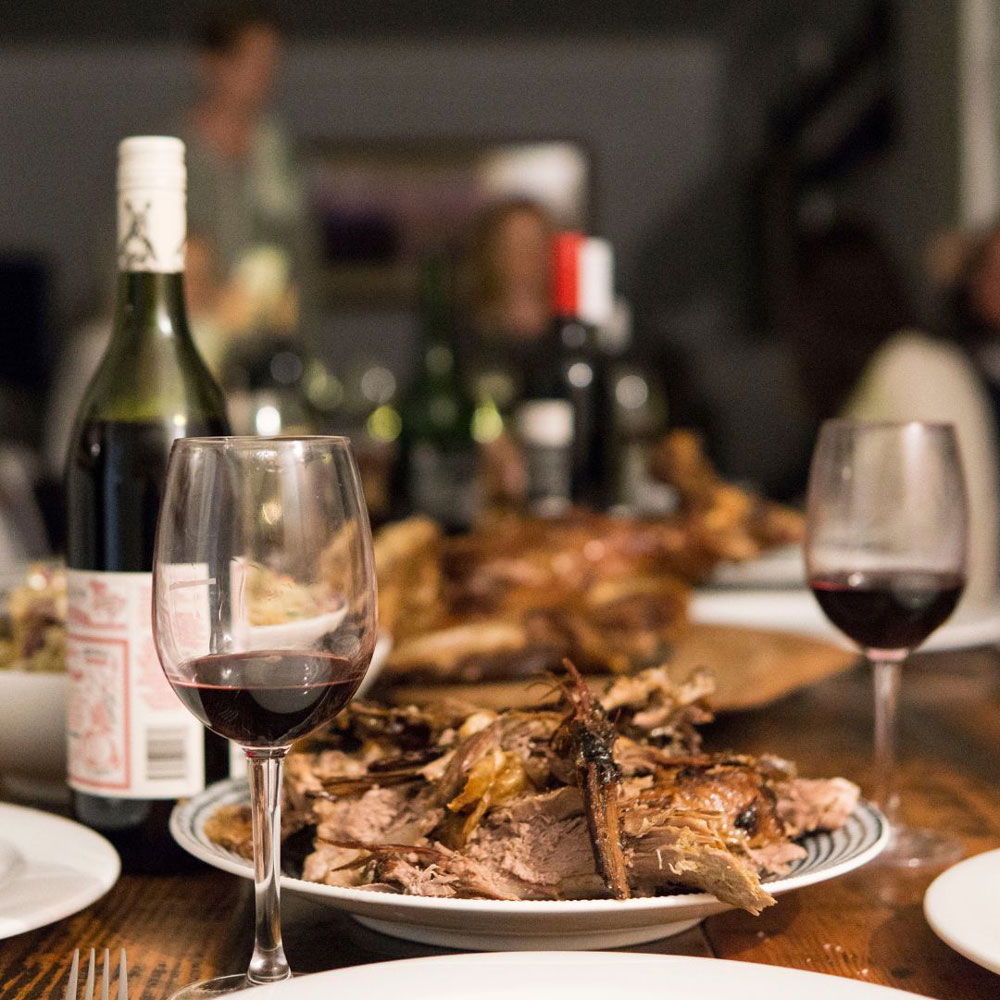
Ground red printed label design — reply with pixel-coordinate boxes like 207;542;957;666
66;570;205;798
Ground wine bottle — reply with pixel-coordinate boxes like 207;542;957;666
65;136;231;872
526;232;614;509
397;253;479;531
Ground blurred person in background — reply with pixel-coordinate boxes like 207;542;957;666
789;218;1000;609
451;198;559;505
177;1;320;368
459;198;555;413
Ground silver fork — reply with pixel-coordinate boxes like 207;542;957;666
64;949;128;1000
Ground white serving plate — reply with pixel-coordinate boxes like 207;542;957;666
172;779;888;951
710;544;805;589
0;802;120;940
691;588;1000;652
924;847;1000;976
224;951;925;999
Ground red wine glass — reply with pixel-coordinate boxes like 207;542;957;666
152;437;377;997
805;420;968;869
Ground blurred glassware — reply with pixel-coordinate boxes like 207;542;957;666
0;446;50;569
220;328;322;436
610;365;674;515
523;232;615;509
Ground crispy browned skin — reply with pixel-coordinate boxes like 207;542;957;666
626;756;786;849
648;429;805;560
555;660;630;899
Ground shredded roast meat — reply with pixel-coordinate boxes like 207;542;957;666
207;664;858;914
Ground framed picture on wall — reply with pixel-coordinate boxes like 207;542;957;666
304;138;591;305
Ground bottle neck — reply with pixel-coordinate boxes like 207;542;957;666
110;271;195;349
417;253;460;364
113;167;192;347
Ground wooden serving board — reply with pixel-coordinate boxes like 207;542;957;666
379;623;857;714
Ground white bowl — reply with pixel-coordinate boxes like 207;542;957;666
0;670;68;801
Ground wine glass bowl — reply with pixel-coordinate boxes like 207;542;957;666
153;436;377;997
805;420;967;869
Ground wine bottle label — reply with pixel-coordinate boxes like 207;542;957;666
117;188;185;273
66;570;205;799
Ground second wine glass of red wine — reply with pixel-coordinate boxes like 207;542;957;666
152;436;377;998
805;420;968;869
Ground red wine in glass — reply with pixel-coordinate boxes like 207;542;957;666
809;570;965;651
153;437;377;997
805;420;969;869
170;651;368;747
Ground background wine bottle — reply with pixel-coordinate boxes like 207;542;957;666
396;252;479;531
525;232;614;509
65;136;230;873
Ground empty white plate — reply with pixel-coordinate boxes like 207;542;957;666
0;802;120;940
924;848;1000;975
224;951;926;999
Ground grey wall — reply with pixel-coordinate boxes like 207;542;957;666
0;37;724;331
839;1;961;315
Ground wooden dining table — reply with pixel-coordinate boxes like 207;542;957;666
2;644;999;999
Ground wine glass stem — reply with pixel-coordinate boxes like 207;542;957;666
246;750;290;986
872;656;903;831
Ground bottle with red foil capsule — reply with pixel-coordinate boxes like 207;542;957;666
530;231;614;509
65;136;230;871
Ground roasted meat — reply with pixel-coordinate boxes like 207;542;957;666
648;428;804;560
371;431;803;688
208;664;859;914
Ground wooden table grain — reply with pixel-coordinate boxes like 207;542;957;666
2;648;999;999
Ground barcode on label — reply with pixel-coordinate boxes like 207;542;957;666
146;727;188;781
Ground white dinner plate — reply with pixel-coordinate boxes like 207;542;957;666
710;544;805;589
224;951;925;999
924;848;1000;975
172;779;887;951
0;802;120;940
0;840;19;891
691;588;1000;652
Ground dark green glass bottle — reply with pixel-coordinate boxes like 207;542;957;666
397;253;479;531
65;137;230;872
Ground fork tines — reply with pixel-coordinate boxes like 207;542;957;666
64;948;127;1000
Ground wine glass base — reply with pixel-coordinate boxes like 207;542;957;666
170;974;293;999
877;824;964;870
